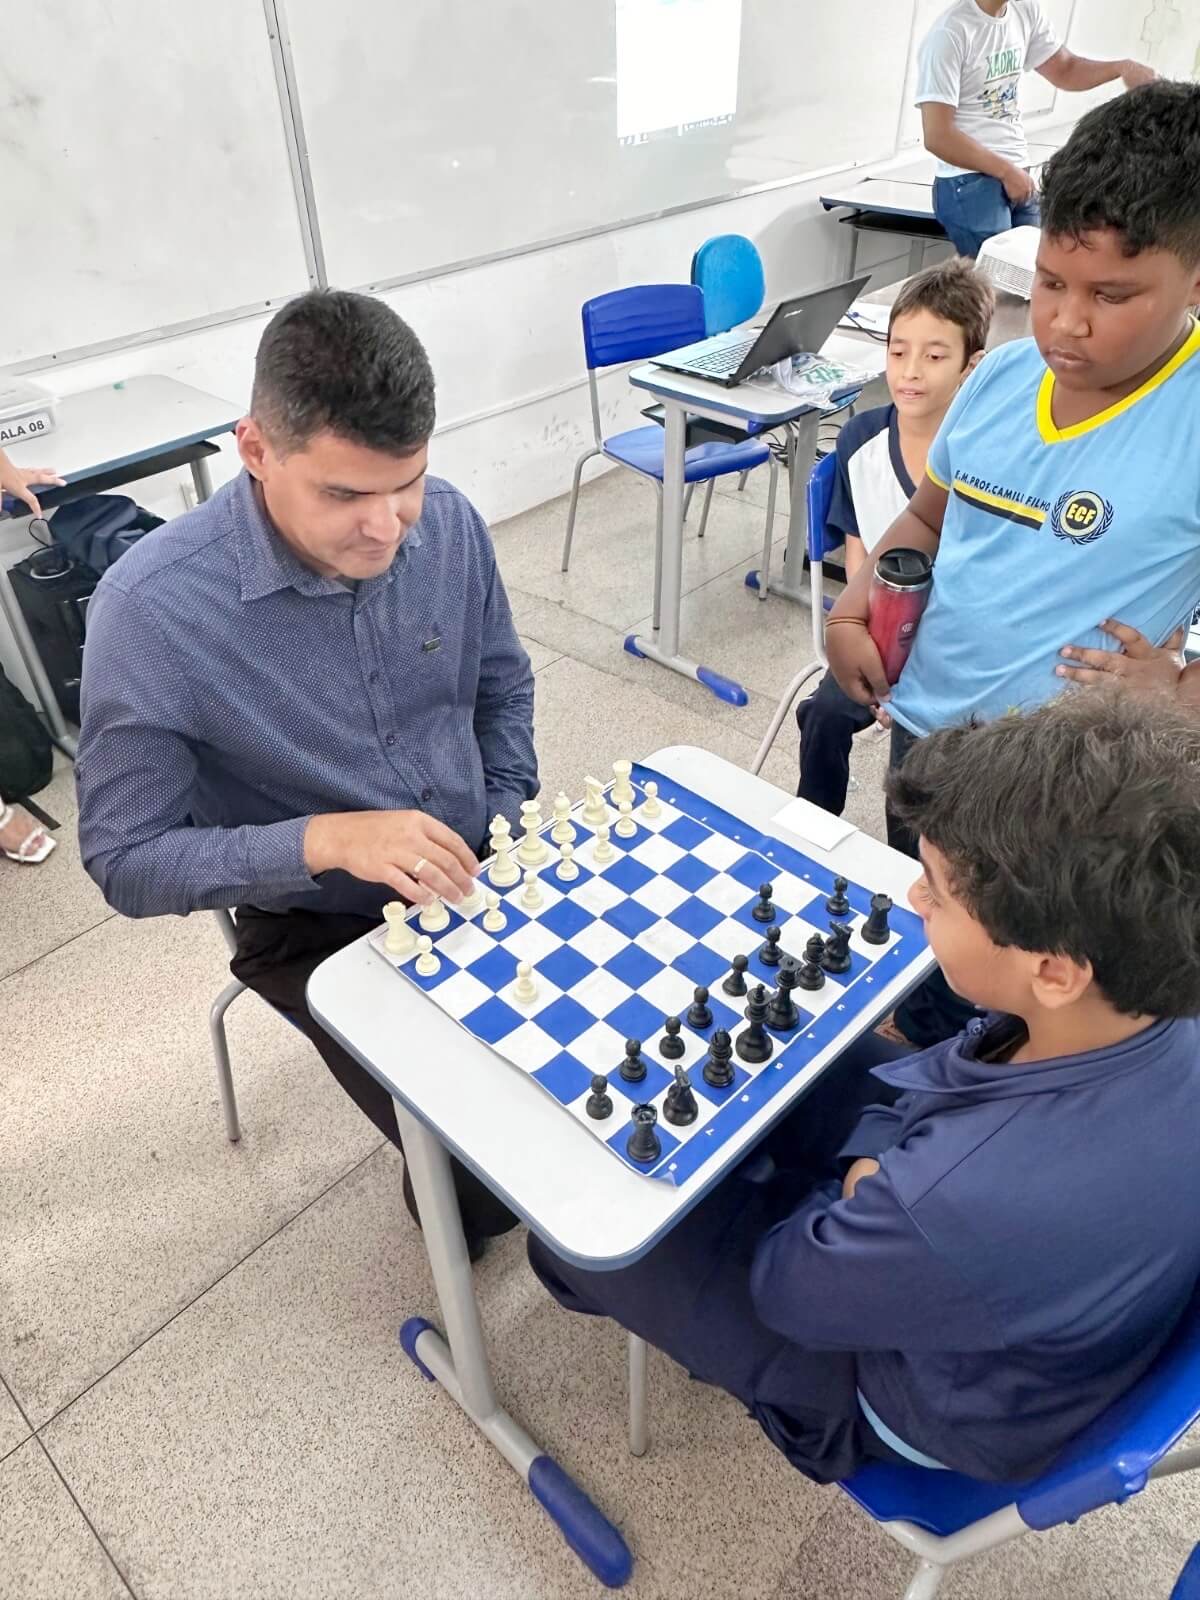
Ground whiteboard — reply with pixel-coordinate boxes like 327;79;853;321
0;0;311;365
284;0;918;290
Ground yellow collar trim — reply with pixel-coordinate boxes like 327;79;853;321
1036;318;1200;445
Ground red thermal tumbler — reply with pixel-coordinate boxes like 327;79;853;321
867;548;933;685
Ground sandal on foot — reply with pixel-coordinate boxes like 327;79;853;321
0;803;57;864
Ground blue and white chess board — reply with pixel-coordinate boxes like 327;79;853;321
370;764;928;1187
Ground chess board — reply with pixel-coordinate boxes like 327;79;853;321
369;764;928;1187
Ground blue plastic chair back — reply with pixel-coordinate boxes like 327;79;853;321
691;234;766;335
581;285;707;371
1173;1545;1200;1600
807;450;841;563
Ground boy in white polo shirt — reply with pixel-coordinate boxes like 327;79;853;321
917;0;1153;258
798;259;993;814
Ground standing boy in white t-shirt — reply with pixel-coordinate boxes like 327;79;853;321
917;0;1153;258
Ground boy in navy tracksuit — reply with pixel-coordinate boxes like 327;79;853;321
528;689;1200;1484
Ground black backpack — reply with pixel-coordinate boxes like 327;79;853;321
0;665;52;801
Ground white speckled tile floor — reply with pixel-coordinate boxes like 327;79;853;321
1;465;1195;1598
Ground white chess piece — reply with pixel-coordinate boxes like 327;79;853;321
556;842;579;881
489;813;512;853
520;867;544;910
458;882;484;917
512;961;537;1003
641;781;661;819
550;791;575;845
581;775;607;827
414;935;440;976
482;891;507;932
490;836;520;888
418;895;450;933
383;902;416;957
614;800;636;838
592;824;614;864
611;758;635;807
517;800;550;867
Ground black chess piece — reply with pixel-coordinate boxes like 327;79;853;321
686;985;713;1029
795;958;825;991
722;954;749;997
862;892;894;945
826;875;850;917
663;1064;699;1126
619;1037;647;1082
626;1104;662;1164
585;1073;613;1119
736;985;773;1064
752;881;776;923
659;1016;685;1059
765;961;801;1031
758;925;783;967
804;932;826;967
702;1028;735;1088
822;922;853;974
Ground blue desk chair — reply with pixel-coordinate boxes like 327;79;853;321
561;284;778;620
689;233;768;511
1174;1545;1200;1600
837;1291;1200;1599
750;450;839;774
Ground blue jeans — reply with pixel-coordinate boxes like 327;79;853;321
933;172;1040;258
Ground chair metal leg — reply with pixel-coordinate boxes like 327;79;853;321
628;1334;648;1457
751;663;822;775
562;446;602;572
209;978;247;1143
652;486;664;635
682;483;695;521
736;469;750;493
902;1563;946;1600
757;456;781;601
696;480;715;540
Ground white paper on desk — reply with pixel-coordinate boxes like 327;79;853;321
843;300;891;334
771;797;858;853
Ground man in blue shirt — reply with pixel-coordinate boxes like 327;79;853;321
77;290;538;1253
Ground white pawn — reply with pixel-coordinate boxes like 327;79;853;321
512;961;537;1003
521;867;544;910
611;758;635;807
592;824;614;864
614;800;637;838
556;842;579;881
581;775;607;827
419;895;450;933
641;781;661;819
490;836;520;888
383;901;416;957
518;799;549;867
482;891;507;932
550;791;575;845
414;935;440;977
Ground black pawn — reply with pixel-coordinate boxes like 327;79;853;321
702;1028;735;1088
722;954;749;997
586;1074;613;1119
822;923;852;974
626;1104;661;1164
862;892;894;945
752;882;776;923
736;985;773;1064
796;958;825;991
620;1037;646;1083
659;1016;685;1059
663;1063;699;1126
758;925;783;967
804;933;826;967
826;875;850;917
686;985;713;1029
765;962;801;1032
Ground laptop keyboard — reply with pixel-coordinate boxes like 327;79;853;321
680;337;757;376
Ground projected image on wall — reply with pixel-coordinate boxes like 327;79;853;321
616;0;742;145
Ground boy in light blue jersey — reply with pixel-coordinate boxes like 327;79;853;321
827;80;1200;1045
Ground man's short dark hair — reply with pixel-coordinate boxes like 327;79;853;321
887;688;1200;1019
1040;81;1200;265
251;289;435;456
888;258;995;363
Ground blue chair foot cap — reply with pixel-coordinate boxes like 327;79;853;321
529;1455;633;1588
697;666;749;707
623;634;646;660
399;1317;438;1382
744;569;761;591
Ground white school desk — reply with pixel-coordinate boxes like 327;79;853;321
0;376;240;754
625;330;888;704
307;745;931;1587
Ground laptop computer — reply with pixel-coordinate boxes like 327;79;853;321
651;275;871;387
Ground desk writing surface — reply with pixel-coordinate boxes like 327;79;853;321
5;377;240;481
821;179;936;221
